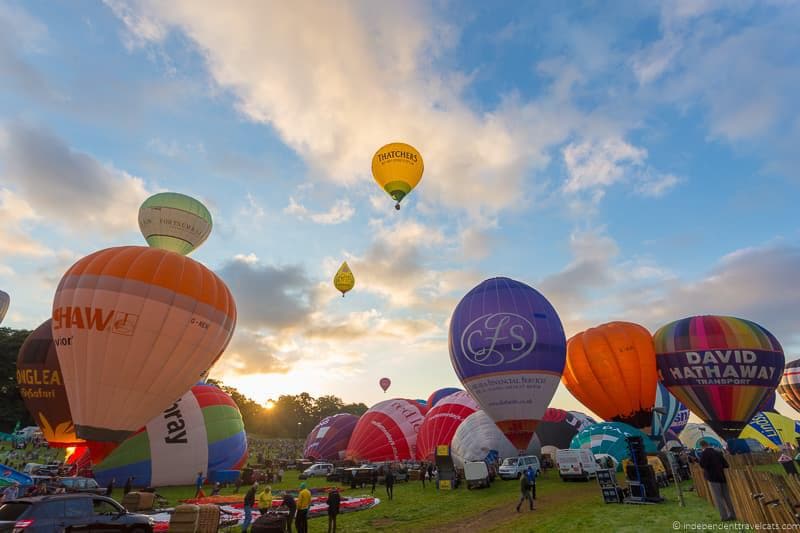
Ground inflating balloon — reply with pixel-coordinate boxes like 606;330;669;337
651;383;685;439
654;315;784;441
777;359;800;415
426;388;462;408
138;192;213;255
739;411;800;451
449;277;566;451
16;320;83;447
94;383;247;487
304;414;359;461
371;142;424;210
379;377;391;393
451;410;540;471
333;262;355;297
0;290;9;324
52;246;237;442
415;391;480;461
680;423;723;449
570;422;657;468
757;391;777;413
345;399;425;462
670;405;690;435
563;321;657;430
535;408;596;449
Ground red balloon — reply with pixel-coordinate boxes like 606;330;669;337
346;399;425;462
415;391;480;461
379;377;391;393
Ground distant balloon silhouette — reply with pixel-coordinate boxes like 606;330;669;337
0;290;9;324
379;377;391;393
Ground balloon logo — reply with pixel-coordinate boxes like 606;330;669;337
138;192;213;255
777;360;800;415
449;277;566;451
562;321;657;430
379;377;391;393
654;315;784;441
0;289;9;324
371;142;424;210
333;261;355;297
52;246;237;442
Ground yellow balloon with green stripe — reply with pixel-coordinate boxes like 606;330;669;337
371;142;424;210
138;192;212;255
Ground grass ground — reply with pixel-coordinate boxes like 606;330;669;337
109;468;732;532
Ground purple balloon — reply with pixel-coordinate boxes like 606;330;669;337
757;391;777;413
670;405;690;435
303;413;359;461
448;277;566;451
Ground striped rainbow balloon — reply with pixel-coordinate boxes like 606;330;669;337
93;383;247;487
654;315;784;442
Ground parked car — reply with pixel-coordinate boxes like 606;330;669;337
498;455;540;480
0;494;154;532
464;461;491;489
53;477;107;495
299;463;334;479
326;467;347;482
343;467;375;488
556;448;599;481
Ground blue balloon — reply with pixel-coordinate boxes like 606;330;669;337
449;277;566;451
651;383;684;438
427;388;462;408
570;422;658;468
670;405;690;435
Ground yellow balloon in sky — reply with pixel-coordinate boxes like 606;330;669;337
333;262;355;297
371;142;424;210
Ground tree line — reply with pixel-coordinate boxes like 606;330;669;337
0;327;367;437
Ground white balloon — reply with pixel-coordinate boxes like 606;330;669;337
451;410;540;470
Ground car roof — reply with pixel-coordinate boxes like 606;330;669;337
8;494;111;503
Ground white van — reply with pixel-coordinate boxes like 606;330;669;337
464;461;491;489
556;448;599;481
498;455;540;480
299;462;334;479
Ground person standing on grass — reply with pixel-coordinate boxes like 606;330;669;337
326;487;341;533
385;468;395;500
525;466;537;509
296;483;311;533
123;477;133;496
698;440;735;521
281;492;297;533
194;471;204;498
371;469;378;494
105;478;115;497
258;485;272;511
516;471;533;512
242;482;258;532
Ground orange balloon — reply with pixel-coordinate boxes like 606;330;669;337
562;321;657;429
52;246;236;443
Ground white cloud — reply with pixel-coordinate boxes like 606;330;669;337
0;189;52;257
563;138;647;193
283;197;355;225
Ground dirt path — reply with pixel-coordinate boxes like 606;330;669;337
426;481;598;533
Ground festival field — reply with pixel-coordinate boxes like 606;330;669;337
109;469;729;532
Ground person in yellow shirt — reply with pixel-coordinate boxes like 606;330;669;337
258;485;273;512
296;482;312;533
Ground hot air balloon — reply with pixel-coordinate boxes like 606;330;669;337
52;246;237;442
570;422;657;468
0;290;9;324
303;414;359;461
449;277;567;451
654;315;784;441
93;383;247;487
16;319;83;447
670;405;690;435
535;408;597;449
451;410;541;471
680;423;723;449
650;383;685;440
757;391;777;413
333;262;355;297
415;391;480;461
739;411;800;451
379;378;391;393
138;192;213;255
563;322;657;430
371;142;424;210
345;399;425;462
777;359;800;414
426;388;462;409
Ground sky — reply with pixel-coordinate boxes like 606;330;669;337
0;0;798;421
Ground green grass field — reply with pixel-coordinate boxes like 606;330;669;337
109;468;731;532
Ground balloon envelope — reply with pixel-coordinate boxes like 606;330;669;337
371;142;423;208
379;378;391;392
451;410;541;470
651;383;685;439
345;399;425;462
52;246;237;442
563;322;657;430
739;411;800;450
94;383;246;487
138;192;213;255
757;391;777;413
303;414;359;461
0;290;9;324
426;388;462;409
449;277;566;451
535;408;596;450
654;315;784;441
415;391;480;461
680;423;724;449
670;405;690;435
777;359;800;415
570;422;657;467
16;320;83;447
333;262;355;296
